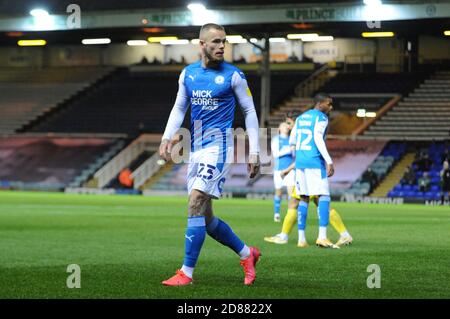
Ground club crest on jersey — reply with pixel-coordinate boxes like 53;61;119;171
215;75;225;85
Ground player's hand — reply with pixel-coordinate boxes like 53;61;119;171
280;169;288;178
248;154;260;179
326;163;335;177
159;139;173;162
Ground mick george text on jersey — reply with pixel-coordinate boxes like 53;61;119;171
191;90;220;111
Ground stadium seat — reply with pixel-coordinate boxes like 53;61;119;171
403;184;413;191
431;185;440;192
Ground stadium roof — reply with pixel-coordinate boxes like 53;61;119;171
0;0;442;15
0;17;447;46
0;1;353;15
0;0;448;45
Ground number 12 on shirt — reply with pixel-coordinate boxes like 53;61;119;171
296;128;312;151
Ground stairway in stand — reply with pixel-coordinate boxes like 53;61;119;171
267;65;334;128
370;152;416;197
268;97;314;128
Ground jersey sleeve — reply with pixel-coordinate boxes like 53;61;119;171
232;70;260;155
272;136;292;158
271;137;278;158
289;117;298;147
162;69;189;141
313;117;333;164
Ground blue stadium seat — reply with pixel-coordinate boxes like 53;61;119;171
432;194;440;201
429;171;438;177
405;190;415;198
414;191;424;198
0;180;10;188
425;192;434;200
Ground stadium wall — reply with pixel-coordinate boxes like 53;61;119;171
304;38;375;64
0;47;44;67
2;187;440;206
0;36;446;67
47;45;101;66
103;43;165;66
0;38;379;67
233;40;303;63
376;38;405;72
419;35;450;62
165;42;233;64
139;188;447;205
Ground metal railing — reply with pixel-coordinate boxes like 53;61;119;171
93;134;160;188
294;63;330;97
131;152;162;189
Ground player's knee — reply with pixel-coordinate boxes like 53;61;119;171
288;197;299;209
188;191;210;216
204;210;214;225
188;198;203;216
300;195;310;203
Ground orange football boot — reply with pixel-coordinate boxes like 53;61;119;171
162;269;193;286
240;247;261;285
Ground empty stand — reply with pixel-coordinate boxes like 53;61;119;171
70;139;127;188
27;67;311;135
365;71;450;139
317;72;427;95
28;68;179;135
267;71;424;131
0;67;113;134
0;137;120;190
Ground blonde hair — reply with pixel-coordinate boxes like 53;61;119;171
199;23;225;40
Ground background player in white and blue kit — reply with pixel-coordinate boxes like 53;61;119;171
159;23;261;286
271;122;295;222
290;93;339;248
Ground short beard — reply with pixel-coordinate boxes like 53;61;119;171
204;49;222;64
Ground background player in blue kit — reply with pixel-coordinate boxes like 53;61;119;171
290;93;339;248
271;122;295;222
159;23;261;286
265;110;353;247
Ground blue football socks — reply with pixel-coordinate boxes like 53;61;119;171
318;195;331;227
183;216;206;268
274;195;281;215
206;216;245;254
297;201;309;230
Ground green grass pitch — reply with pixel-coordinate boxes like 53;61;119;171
0;191;449;299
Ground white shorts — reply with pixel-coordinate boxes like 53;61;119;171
187;146;232;199
295;168;330;196
273;170;295;189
